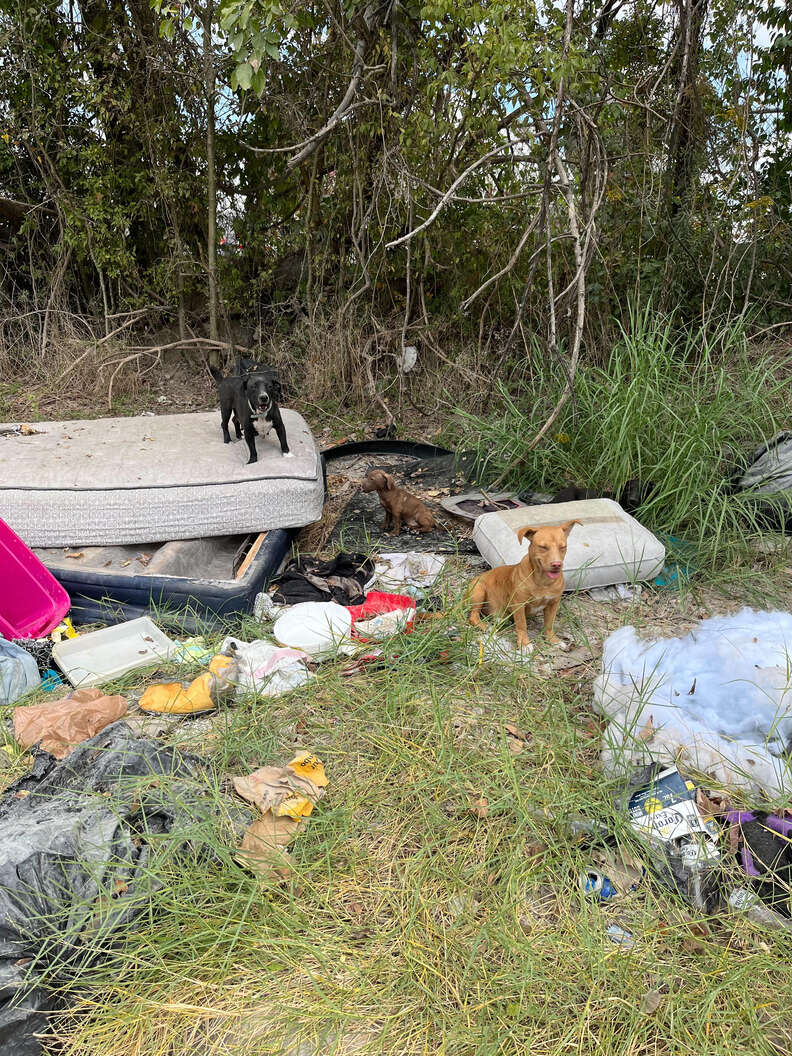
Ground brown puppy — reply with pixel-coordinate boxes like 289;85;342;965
468;520;580;648
361;469;437;535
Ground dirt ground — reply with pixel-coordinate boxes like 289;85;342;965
0;347;436;450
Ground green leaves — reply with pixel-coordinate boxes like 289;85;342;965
217;0;295;93
232;62;253;91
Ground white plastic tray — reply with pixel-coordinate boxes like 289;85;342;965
52;616;175;687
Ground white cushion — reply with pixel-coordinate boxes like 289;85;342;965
471;497;665;590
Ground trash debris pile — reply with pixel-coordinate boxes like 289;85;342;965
271;552;374;605
0;720;330;1054
5;418;792;1053
234;751;329;881
576;610;792;935
572;760;792;936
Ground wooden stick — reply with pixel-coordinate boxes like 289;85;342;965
235;532;267;580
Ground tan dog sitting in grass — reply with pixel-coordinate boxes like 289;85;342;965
468;520;580;649
361;469;437;536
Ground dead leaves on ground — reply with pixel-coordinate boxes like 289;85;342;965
505;722;528;755
638;715;655;742
233;751;328;883
639;988;664;1016
467;793;490;819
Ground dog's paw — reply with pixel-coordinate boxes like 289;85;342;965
545;635;569;650
282;451;294;458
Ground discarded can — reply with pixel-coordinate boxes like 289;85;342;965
606;923;634;948
579;869;617;900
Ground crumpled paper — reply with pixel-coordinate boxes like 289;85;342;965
234;751;328;879
13;688;127;758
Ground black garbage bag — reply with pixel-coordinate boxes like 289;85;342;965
0;721;242;1055
733;813;792;915
732;432;792;529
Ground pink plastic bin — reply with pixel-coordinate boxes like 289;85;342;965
0;518;70;638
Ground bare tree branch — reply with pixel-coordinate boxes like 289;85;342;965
386;144;532;250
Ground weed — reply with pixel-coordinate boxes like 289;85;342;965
456;306;792;571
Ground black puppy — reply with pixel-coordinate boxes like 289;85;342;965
209;362;290;464
551;479;654;514
236;357;284;398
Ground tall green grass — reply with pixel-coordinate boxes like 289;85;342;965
457;306;791;569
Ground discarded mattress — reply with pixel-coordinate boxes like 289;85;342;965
35;530;293;628
472;498;665;590
593;609;792;797
0;411;324;546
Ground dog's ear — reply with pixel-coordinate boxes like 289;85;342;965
560;519;582;536
383;473;396;490
516;526;540;544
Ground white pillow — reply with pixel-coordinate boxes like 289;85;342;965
471;497;665;590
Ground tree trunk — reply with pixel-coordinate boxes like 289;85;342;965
665;0;708;215
203;0;219;353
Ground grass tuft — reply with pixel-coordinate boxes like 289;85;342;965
455;305;791;571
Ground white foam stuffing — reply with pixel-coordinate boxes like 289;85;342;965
593;608;792;797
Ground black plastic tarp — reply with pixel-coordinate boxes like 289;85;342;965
0;721;241;1055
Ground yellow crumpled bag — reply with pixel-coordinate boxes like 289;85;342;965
233;752;328;880
138;653;238;714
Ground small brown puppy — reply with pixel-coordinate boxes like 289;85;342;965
361;469;437;535
468;520;580;648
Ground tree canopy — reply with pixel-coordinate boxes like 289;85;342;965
1;0;790;375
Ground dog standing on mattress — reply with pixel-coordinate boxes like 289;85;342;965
468;520;580;648
209;359;290;464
